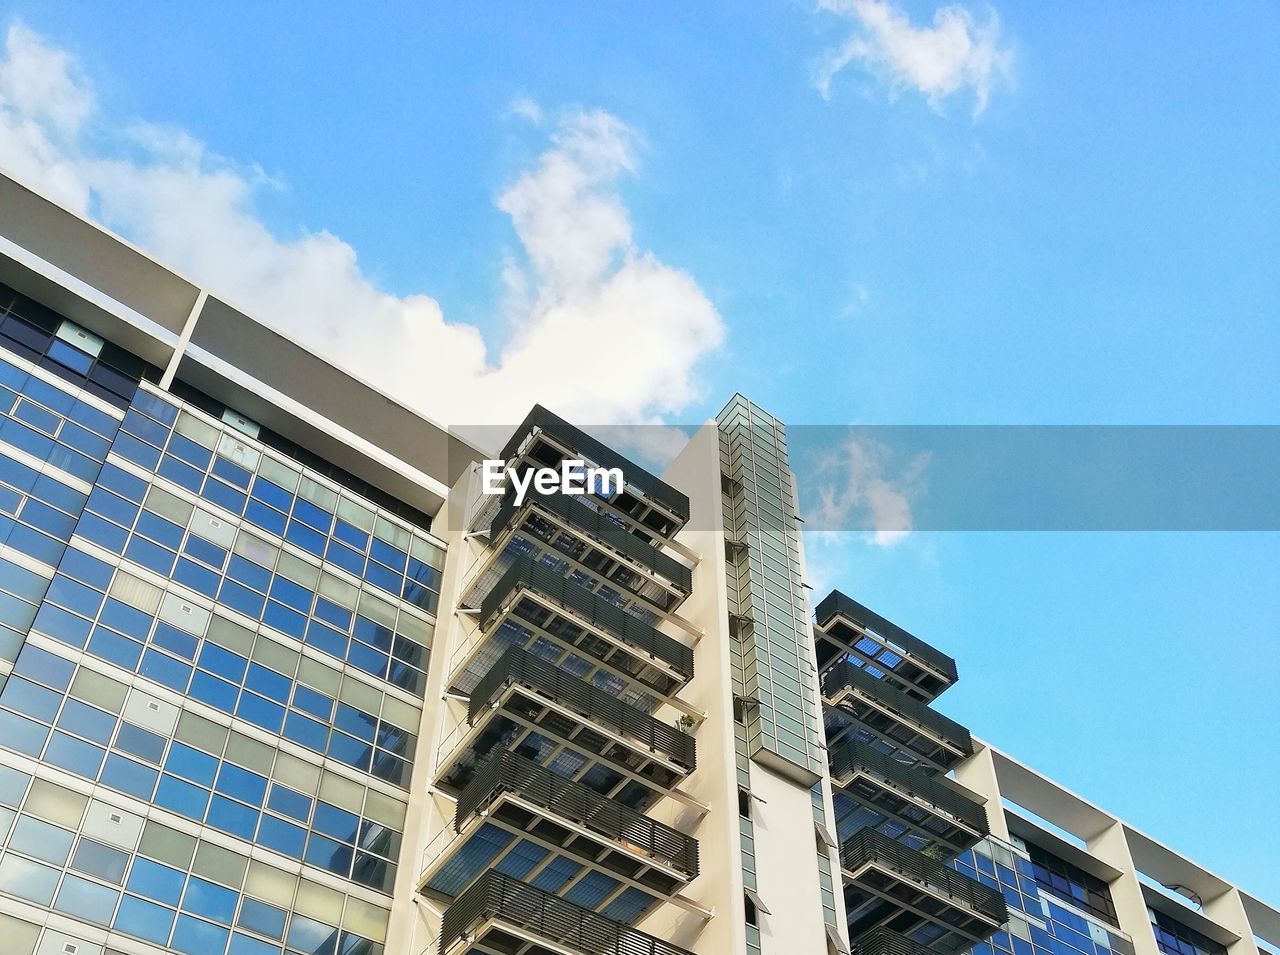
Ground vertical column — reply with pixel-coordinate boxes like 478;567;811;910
1088;822;1161;955
952;741;1012;841
1203;888;1261;955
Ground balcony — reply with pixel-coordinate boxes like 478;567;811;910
851;926;944;955
840;829;1008;954
829;740;988;854
499;404;690;537
437;647;696;803
822;662;973;773
439;871;693;955
815;591;957;703
449;557;693;700
421;751;698;904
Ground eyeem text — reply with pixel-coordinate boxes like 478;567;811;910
481;459;624;507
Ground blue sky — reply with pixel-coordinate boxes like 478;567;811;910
0;1;1276;901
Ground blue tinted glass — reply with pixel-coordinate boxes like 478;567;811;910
31;603;91;648
54;871;119;924
371;752;409;787
136;510;184;549
212;457;251;489
334;704;377;741
78;512;129;552
207;795;259;840
285;914;338;955
114;433;161;469
406;558;441;589
71;838;128;883
57;698;116;744
312;802;359;844
237;898;287;939
98;463;147;502
115;722;167;763
267;784;311;822
124;536;177;575
60;547;114;589
268;576;311;612
257;815;306;858
174;559;220;598
376;723;413;755
115;894;176;944
227;556;271;592
199;643;248;683
304;834;351;876
127;858;185;907
46;575;105;617
352;617;392;652
362;562;401;595
0;675;61;721
184;535;228;568
122;409;170;446
282;712;328;751
218;580;266;619
249;477;292;511
100;753;158;799
171;913;230;955
332;519;368;550
244;500;287;535
312;598;352;633
391;636;426;667
190;671;239;713
155;775;210;819
203;478;247;515
230;933;280;955
99;598;153;638
369;539;406;573
45;731;106;777
262;601;305;639
168;434;213;469
324;541;365;576
166;741;219;786
236;693;284;733
141;649;193;691
292;499;333;533
88;627;144;669
347;643;388;679
292;686;333;720
327;732;372;770
403;583;439;615
284;520;325;555
216;763;267;805
159;454;205;491
152;621;199;660
7;523;65;563
245;664;290;702
0;763;30;806
15;399;61;434
183;876;238;924
303;621;348;659
132;391;178;425
22;499;78;538
13;642;75;689
31;474;88;513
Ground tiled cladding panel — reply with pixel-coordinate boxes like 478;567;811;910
0;353;450;955
953;839;1134;955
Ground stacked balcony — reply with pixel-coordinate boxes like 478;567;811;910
426;407;700;954
816;590;1006;955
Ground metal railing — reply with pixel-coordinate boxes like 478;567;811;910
480;557;694;679
439;870;694;955
839;829;1008;926
489;489;693;593
498;405;691;523
455;751;699;879
468;647;697;771
816;590;958;683
852;926;947;955
822;661;973;756
829;739;988;835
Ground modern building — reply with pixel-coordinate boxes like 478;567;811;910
0;167;1274;955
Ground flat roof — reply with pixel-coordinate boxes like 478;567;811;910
0;167;486;515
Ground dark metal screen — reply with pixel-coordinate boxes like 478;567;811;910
823;661;973;756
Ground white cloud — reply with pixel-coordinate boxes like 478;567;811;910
809;435;928;546
816;0;1013;115
0;26;724;431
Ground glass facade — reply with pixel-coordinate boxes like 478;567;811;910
0;284;445;955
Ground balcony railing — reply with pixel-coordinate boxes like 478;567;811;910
823;661;973;757
816;591;958;684
468;647;697;771
852;926;945;955
456;751;699;879
489;489;693;594
839;829;1008;927
499;404;691;525
479;556;694;680
829;739;988;836
439;870;693;955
